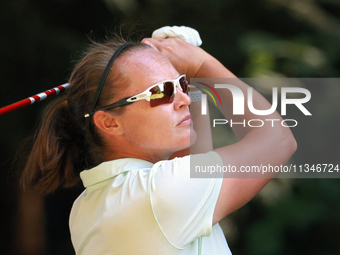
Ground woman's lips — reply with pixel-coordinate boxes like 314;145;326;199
178;115;191;126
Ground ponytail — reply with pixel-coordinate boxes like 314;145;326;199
20;96;96;194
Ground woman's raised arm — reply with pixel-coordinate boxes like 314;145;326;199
142;37;297;224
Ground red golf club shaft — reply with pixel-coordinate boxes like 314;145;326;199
0;83;69;115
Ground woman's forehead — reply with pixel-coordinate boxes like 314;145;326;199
127;48;173;69
125;48;179;83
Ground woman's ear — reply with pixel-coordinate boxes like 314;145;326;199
93;111;125;136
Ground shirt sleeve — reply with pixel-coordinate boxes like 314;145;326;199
149;151;224;248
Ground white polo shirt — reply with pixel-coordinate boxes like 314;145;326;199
69;151;232;254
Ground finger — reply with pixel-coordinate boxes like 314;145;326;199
141;38;165;47
143;38;186;54
141;39;160;52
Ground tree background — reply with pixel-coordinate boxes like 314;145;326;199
0;0;339;254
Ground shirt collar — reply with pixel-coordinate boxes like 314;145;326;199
80;158;154;188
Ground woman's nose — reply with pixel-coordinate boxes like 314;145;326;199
173;89;191;109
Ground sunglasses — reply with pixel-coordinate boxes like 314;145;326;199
85;74;188;117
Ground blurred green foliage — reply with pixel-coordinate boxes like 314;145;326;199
0;0;339;254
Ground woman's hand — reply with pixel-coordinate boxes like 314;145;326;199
141;37;214;78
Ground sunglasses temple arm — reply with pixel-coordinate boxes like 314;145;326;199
85;97;134;117
0;83;69;116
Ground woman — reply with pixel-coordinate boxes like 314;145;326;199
21;35;297;254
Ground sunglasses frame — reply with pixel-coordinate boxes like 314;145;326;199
85;74;188;117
